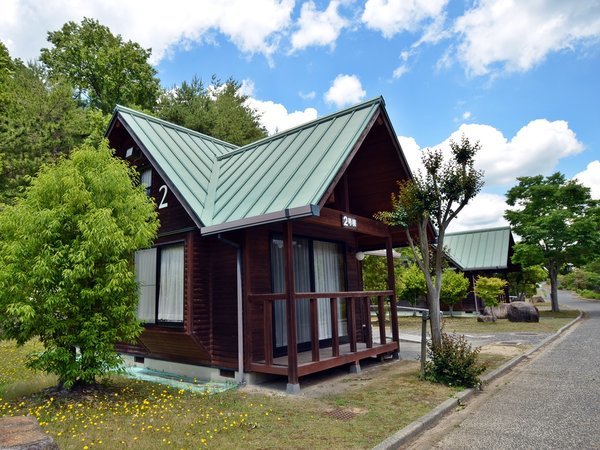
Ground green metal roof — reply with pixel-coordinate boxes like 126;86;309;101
112;98;384;234
443;227;513;271
114;105;238;227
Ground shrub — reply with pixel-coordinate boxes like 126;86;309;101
423;333;486;388
475;276;507;308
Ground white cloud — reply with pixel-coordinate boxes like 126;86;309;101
0;0;295;64
290;0;348;51
299;90;316;100
397;136;422;175
240;78;318;134
447;193;510;232
392;64;409;78
453;0;600;76
400;118;586;232
324;74;366;108
438;120;584;187
362;0;448;38
574;160;600;199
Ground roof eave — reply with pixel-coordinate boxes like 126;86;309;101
200;204;320;236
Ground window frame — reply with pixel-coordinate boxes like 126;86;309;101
136;240;185;328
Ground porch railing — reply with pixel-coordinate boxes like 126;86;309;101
247;290;398;370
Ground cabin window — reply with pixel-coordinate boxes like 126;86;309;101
134;243;184;325
141;169;152;196
271;236;346;348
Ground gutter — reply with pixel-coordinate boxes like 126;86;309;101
201;205;319;236
217;234;245;385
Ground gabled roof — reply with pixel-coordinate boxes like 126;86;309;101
444;226;513;271
110;97;384;234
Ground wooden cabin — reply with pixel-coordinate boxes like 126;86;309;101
106;97;415;393
444;227;521;312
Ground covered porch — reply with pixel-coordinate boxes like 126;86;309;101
243;208;401;394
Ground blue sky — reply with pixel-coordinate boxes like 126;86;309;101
2;0;599;230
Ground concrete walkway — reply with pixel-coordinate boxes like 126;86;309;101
402;290;600;449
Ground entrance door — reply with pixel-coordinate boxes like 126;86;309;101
271;236;347;354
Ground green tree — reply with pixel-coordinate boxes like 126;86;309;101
475;276;507;308
0;44;106;206
157;76;266;146
0;141;158;389
440;269;469;317
40;18;161;114
376;136;484;346
507;265;546;300
505;173;600;312
398;263;427;314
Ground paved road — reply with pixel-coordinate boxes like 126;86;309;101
405;291;600;450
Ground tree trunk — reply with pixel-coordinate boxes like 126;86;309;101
449;305;454;317
428;290;442;347
549;267;560;312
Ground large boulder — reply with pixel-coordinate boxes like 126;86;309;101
507;301;540;323
530;295;545;304
0;416;58;449
483;303;510;319
477;314;497;323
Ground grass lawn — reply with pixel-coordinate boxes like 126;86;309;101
394;305;579;334
1;342;458;450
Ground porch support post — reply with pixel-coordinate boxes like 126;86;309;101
283;221;300;394
386;236;400;359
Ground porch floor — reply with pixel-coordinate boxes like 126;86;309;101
249;341;399;377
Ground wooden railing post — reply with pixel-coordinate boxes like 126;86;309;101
310;298;319;362
283;222;299;393
386;237;400;358
264;300;273;366
377;295;386;345
364;296;373;348
348;297;357;353
330;297;339;357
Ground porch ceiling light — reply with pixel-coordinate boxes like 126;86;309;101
355;251;365;261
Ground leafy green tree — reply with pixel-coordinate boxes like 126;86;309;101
475;276;507;308
376;136;484;346
0;44;106;206
40;18;161;114
507;265;546;300
0;141;158;389
440;269;469;317
505;173;600;311
398;263;427;314
157;76;266;146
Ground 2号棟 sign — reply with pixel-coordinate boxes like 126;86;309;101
342;215;357;228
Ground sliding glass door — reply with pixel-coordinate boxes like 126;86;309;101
271;236;347;353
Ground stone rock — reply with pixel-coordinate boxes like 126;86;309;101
483;303;510;319
0;416;58;449
507;301;540;322
477;314;497;323
530;295;545;304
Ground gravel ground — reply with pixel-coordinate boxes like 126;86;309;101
407;290;600;450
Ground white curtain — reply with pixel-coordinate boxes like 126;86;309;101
141;169;152;195
313;241;346;339
158;245;184;322
135;248;157;323
272;238;311;347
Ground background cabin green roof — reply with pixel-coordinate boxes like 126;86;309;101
113;98;383;233
444;227;513;271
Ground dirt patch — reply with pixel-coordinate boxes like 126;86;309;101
479;343;527;358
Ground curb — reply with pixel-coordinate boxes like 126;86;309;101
372;311;583;450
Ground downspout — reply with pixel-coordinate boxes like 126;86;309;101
217;234;245;385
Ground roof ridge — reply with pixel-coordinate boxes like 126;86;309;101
114;104;239;151
446;226;511;236
216;96;385;161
